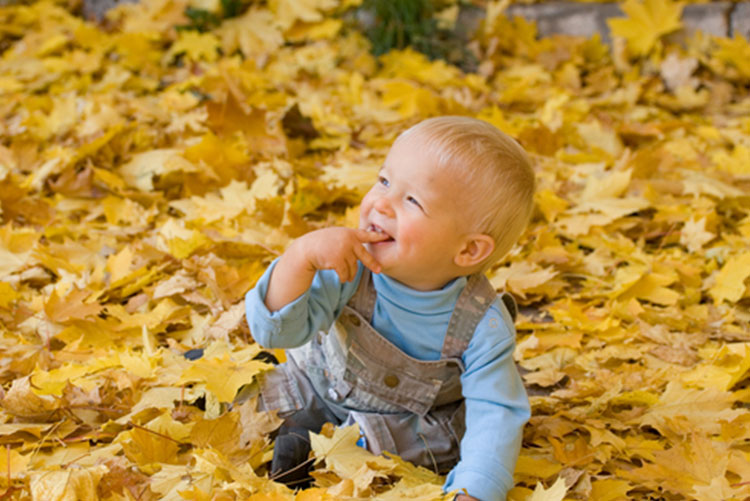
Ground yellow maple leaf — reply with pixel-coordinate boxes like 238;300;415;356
170;172;282;224
489;261;558;299
320;158;379;196
180;354;269;402
608;0;684;56
639;381;742;436
0;447;31;482
268;0;337;31
0;281;19;309
680;217;715;253
620;434;730;498
149;463;211;499
113;31;163;70
477;106;522;137
618;269;680;306
102;195;152;226
681;343;750;391
380;81;442;118
708;252;750;304
680;169;745;199
309;424;393;480
711;144;750;177
0;240;32;279
165;30;220;63
191;411;244;457
44;286;103;324
119;149;199;192
285;18;343;42
29;464;108;501
378;49;461;87
375;481;447;500
713;35;750;81
125;385;203;418
30;355;121;396
527;476;568;501
514;455;563;480
120;427;180;472
559;197;651;236
215;7;283;67
191;448;273;490
580;168;632;202
590;479;632;501
535;189;569;223
182;132;249;179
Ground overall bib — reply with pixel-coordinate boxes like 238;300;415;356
259;270;517;474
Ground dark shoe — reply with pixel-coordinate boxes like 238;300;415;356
253;350;280;365
271;426;313;489
184;348;278;364
183;348;204;360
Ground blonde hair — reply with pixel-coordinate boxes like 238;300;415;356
396;116;535;270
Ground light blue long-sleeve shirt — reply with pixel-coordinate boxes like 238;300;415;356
245;260;530;500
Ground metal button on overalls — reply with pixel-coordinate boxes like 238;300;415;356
327;387;341;401
384;374;399;388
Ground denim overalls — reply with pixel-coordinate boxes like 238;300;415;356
259;269;517;473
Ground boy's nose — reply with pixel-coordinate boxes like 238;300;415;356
373;196;394;216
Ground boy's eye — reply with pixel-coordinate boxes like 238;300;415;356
378;176;389;187
406;196;422;209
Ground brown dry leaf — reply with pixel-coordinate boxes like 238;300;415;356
44;287;103;324
29;464;108;501
1;376;60;419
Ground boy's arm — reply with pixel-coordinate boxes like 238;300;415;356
264;227;386;312
444;303;531;501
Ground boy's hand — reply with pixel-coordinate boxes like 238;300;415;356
455;495;478;501
297;227;387;282
264;227;387;312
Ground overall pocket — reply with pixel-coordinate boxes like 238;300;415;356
346;402;464;474
257;364;305;418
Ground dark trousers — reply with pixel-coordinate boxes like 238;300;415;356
270;391;341;488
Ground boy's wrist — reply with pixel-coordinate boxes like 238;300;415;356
264;238;319;312
287;235;318;274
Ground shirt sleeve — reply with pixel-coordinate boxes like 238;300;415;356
443;299;531;501
244;258;362;349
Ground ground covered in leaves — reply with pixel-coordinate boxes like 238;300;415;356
1;0;750;499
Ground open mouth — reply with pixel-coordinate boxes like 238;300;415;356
368;224;395;242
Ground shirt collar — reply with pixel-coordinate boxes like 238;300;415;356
372;272;467;314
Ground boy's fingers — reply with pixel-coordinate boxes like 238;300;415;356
344;257;355;282
338;257;355;282
354;244;381;274
336;264;349;282
354;228;390;242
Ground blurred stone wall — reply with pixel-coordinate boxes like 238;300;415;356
2;0;749;41
81;0;139;20
460;2;749;41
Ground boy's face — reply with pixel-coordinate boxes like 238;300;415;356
359;133;474;291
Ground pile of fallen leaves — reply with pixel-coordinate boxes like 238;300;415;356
1;0;750;499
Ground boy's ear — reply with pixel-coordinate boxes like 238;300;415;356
454;234;495;269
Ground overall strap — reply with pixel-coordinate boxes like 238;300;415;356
499;292;518;323
347;268;377;322
440;274;498;360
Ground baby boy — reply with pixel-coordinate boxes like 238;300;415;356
245;116;535;500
